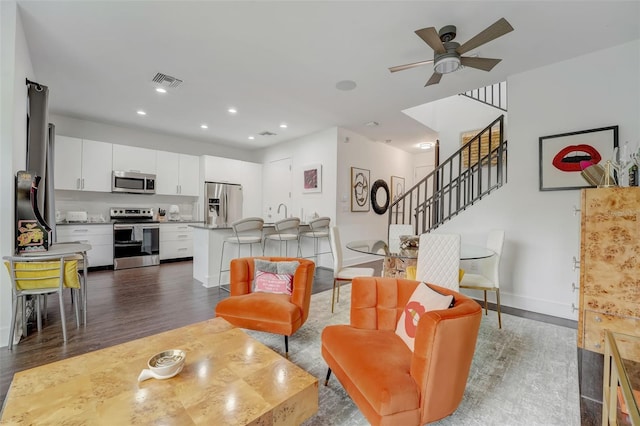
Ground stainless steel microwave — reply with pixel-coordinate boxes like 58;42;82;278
111;171;156;194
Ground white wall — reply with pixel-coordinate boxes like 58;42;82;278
337;128;415;266
1;2;36;346
438;40;640;320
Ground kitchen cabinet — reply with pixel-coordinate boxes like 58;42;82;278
160;223;193;260
112;145;157;175
56;224;114;267
156;151;200;196
54;136;113;192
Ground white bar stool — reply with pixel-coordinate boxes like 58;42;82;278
300;217;332;268
218;217;264;293
263;217;302;257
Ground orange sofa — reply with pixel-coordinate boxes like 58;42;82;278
321;277;482;425
215;257;315;357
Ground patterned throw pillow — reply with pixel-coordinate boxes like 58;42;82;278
395;282;454;351
253;260;300;295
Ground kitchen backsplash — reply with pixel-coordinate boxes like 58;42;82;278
55;190;199;222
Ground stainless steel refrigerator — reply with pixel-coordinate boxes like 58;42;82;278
204;182;243;227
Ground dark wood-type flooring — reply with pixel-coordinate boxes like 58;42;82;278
0;259;383;406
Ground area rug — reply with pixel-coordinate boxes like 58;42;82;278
245;285;581;426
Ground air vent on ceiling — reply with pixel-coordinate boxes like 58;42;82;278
258;131;277;136
152;72;183;88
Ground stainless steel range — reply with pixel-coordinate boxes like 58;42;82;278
111;207;159;270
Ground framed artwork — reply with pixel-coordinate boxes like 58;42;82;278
351;167;370;212
539;125;618;191
302;163;322;193
461;127;502;168
390;176;405;203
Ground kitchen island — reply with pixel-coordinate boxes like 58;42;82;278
191;222;319;288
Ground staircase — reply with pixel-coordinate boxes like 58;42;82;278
388;115;507;234
459;81;507;111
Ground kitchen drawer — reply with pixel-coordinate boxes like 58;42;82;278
57;232;113;246
160;224;193;243
582;310;640;353
160;240;193;260
57;225;113;238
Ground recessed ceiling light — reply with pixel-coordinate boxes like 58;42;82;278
155;87;167;93
200;124;208;129
280;123;288;129
419;142;434;150
228;108;237;114
335;80;357;91
137;110;146;116
248;136;255;140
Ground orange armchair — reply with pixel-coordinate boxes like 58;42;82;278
215;257;315;357
321;277;482;425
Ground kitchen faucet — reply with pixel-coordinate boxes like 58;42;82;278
277;203;287;218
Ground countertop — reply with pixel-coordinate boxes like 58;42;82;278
190;222;309;230
56;220;204;226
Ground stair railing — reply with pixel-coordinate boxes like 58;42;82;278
388;115;507;235
459;81;507;111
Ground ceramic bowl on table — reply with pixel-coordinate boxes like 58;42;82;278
139;349;186;381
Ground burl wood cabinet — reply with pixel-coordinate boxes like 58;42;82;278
578;187;640;353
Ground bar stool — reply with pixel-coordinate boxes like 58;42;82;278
263;217;302;257
218;217;264;293
300;216;332;268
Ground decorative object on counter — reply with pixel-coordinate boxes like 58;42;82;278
580;162;606;187
15;171;51;253
600;160;617;188
630;164;638;187
168;205;181;221
350;167;370;212
302;163;322;193
611;142;634;187
538;125;618;191
157;208;166;222
138;349;186;382
370;179;390;215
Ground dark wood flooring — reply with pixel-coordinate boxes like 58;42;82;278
0;260;383;406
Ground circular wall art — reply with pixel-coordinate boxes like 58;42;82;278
371;179;390;215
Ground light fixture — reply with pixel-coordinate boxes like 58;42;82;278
228;108;237;114
419;142;434;150
155;87;167;93
279;123;288;129
434;55;461;74
200;124;208;129
137;110;146;116
248;136;255;140
335;80;357;91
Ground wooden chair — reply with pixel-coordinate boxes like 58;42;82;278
214;256;315;358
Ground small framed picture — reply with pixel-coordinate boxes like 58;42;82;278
351;167;370;212
302;164;322;193
390;176;405;202
539;125;618;191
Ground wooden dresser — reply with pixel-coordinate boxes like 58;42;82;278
578;187;640;424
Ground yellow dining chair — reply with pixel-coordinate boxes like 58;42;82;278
3;254;81;349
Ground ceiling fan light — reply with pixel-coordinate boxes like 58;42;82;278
434;56;461;74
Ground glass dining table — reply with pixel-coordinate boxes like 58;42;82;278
346;239;494;279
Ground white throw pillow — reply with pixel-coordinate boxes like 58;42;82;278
395;282;454;351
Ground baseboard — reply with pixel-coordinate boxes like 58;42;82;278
472;298;578;329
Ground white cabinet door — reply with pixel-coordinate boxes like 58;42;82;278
159;223;193;260
156;151;180;195
56;225;114;267
54;136;82;190
81;139;113;192
113;145;157;174
179;154;200;196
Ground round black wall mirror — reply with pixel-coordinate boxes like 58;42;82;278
371;179;390;215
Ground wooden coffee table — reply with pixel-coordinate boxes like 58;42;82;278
1;318;318;424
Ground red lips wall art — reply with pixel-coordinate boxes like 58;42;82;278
552;144;602;172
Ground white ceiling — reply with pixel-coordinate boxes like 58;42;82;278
17;1;640;154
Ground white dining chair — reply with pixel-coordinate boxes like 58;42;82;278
328;226;375;313
459;229;505;328
415;233;461;291
388;224;414;253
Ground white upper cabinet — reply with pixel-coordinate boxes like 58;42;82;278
112;145;157;175
156;151;200;196
54;136;112;192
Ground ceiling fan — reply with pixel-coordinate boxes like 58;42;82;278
389;17;514;86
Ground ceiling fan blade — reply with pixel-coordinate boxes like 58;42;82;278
389;59;434;73
425;72;442;86
415;27;446;54
460;57;502;71
456;17;514;55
